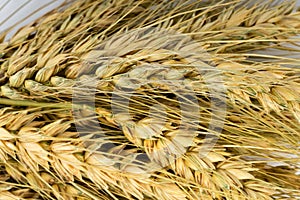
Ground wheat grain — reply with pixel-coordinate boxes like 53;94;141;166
0;0;300;199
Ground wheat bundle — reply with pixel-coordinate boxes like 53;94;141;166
0;0;299;199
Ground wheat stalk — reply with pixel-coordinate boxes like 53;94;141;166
0;0;300;199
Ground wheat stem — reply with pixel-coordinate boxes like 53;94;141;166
0;97;92;110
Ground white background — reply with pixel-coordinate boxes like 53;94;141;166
0;0;65;40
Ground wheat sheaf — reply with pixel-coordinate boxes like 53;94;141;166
0;0;299;199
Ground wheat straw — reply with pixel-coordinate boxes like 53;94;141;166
0;0;300;199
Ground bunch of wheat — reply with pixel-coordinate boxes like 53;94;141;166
0;0;299;199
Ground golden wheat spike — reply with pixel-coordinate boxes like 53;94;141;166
0;0;300;199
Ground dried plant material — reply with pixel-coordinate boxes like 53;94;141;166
9;68;35;88
0;128;15;140
40;119;70;137
0;0;299;199
226;168;255;180
17;140;50;171
1;85;24;100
